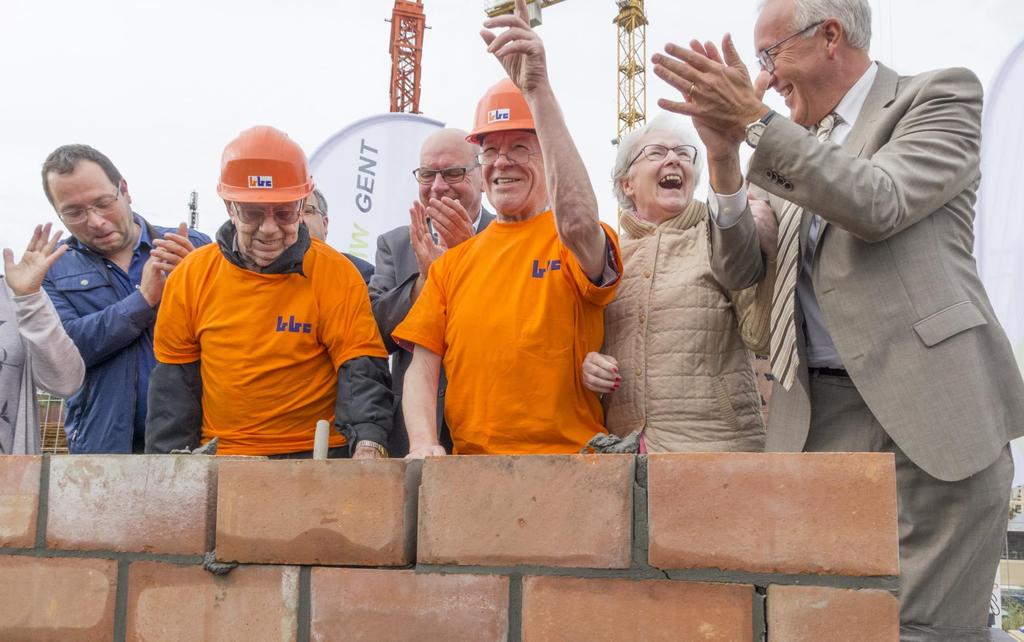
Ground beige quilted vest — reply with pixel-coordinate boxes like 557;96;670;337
603;202;772;453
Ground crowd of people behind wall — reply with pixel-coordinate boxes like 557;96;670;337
3;0;1024;638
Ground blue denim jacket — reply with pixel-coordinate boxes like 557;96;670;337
42;214;210;453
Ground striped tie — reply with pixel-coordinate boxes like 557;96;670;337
769;112;841;391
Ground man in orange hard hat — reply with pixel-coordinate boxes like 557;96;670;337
145;126;393;458
370;128;494;458
394;0;622;457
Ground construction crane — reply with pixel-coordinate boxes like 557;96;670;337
614;0;647;143
388;0;426;113
483;0;649;143
187;190;198;230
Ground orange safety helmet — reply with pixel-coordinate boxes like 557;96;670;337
217;126;314;203
467;78;536;145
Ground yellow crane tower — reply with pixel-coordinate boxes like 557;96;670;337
614;0;647;143
483;0;649;145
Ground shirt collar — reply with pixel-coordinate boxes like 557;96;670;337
833;61;878;130
471;208;484;233
133;212;152;251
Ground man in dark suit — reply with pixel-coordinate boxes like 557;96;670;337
369;128;493;457
653;0;1024;637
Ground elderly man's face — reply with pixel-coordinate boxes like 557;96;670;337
228;200;303;267
755;0;832;127
302;199;328;241
47;160;136;257
417;135;484;221
480;131;548;218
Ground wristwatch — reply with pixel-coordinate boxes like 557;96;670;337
355;439;389;458
745;110;777;149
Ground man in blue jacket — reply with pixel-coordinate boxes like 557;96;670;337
40;145;210;453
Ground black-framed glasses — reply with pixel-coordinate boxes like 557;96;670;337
231;201;304;226
756;20;824;73
412;165;479;185
58;187;122;223
477;145;538;166
628;144;698;168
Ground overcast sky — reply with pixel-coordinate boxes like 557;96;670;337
1;0;1022;250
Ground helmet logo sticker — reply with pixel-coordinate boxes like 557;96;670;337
248;176;274;188
487;108;511;123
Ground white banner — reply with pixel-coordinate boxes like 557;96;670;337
977;38;1024;368
309;113;444;261
976;38;1024;497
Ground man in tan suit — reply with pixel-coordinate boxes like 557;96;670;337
652;0;1024;637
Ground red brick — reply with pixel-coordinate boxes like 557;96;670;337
418;455;634;568
522;576;752;641
47;455;213;555
767;585;898;641
0;555;116;641
311;568;508;641
216;459;412;565
0;455;41;547
126;561;299;642
647;453;899;576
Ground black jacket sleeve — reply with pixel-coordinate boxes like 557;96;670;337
335;355;394;452
145;362;203;453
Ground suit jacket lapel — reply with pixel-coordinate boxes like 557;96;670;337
815;63;900;244
841;63;899;158
477;208;495;232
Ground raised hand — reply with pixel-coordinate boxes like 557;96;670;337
409;200;446;278
480;0;548;94
652;33;771;144
426;197;474;250
150;222;195;274
581;351;621;394
138;255;167;307
3;223;68;296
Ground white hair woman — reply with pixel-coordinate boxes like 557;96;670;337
582;113;774;453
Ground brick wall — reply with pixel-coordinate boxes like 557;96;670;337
0;453;899;641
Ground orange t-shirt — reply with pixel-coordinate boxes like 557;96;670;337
393;211;622;454
154;239;388;456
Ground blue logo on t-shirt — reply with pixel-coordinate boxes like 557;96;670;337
531;259;561;278
276;315;312;334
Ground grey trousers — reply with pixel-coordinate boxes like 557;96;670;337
805;371;1013;642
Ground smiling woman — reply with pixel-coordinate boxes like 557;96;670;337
581;113;774;453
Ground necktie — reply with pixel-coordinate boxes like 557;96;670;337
768;112;841;391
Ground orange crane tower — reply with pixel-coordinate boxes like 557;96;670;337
388;0;426;113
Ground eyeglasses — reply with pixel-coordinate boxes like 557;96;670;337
232;201;304;226
58;187;122;224
628;144;698;168
412;165;479;185
756;20;824;73
477;145;539;166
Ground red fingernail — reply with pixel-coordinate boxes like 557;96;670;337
612;367;618;373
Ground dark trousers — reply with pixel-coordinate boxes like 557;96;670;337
805;371;1012;642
